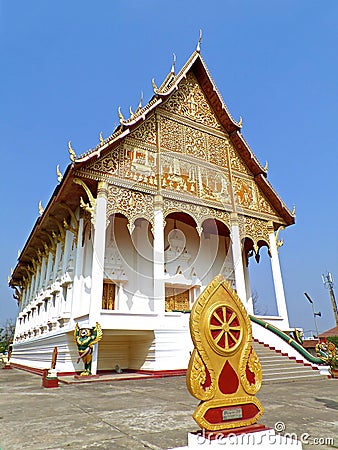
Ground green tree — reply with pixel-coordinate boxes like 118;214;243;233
0;319;15;353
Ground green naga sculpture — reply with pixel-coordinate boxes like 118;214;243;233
74;322;103;376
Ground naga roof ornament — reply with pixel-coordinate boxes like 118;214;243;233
56;164;63;183
68;140;76;162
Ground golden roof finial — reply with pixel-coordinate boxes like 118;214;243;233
136;91;143;113
18;249;21;259
291;205;296;217
171;53;177;74
151;78;158;94
196;29;203;53
263;161;268;172
56;164;63;183
238;116;243;128
99;131;104;144
38;201;44;216
118;106;124;124
68;140;76;162
129;106;134;118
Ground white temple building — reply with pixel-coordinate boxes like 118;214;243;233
9;46;298;376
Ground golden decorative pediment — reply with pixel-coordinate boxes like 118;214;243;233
128;114;157;146
162;72;222;130
85;145;122;176
228;142;251;175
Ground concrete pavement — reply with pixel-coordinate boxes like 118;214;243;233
0;366;337;450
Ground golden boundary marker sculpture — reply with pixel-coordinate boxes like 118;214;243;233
186;275;264;432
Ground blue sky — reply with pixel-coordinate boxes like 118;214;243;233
1;1;338;335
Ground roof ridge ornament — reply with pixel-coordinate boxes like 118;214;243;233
151;78;158;94
263;161;268;173
171;53;177;74
238;116;243;128
136;91;144;113
118;106;124;124
99;131;104;144
196;29;202;53
56;164;63;183
38;201;44;216
68;140;76;162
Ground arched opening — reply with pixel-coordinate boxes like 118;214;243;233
246;240;277;316
104;213;153;313
164;212;199;311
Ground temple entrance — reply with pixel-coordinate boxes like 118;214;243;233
165;286;190;311
102;281;115;310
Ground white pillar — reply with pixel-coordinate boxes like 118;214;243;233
243;263;254;314
71;217;84;320
230;214;247;305
89;182;108;375
268;223;290;329
153;195;165;315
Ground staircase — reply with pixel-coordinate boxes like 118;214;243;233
253;341;325;383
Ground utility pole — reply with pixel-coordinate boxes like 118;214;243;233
304;293;321;338
322;272;338;328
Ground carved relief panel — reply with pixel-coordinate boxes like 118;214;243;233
161;155;197;194
120;143;157;187
106;185;154;233
207;134;229;167
162;72;222;130
160;117;183;153
85;145;122;176
129;114;157;145
228;142;251;175
233;176;257;210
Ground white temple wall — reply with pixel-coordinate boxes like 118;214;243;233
73;233;92;319
107;216;154;314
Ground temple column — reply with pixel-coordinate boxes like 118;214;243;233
268;222;290;329
71;216;84;320
243;263;254;315
230;213;247;306
153;195;165;315
89;181;108;375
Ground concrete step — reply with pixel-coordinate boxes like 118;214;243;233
252;340;325;383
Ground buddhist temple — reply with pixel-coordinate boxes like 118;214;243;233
10;42;311;377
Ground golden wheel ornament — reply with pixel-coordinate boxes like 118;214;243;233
208;305;242;354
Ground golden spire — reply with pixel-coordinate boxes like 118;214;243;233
238;116;243;128
56;164;63;183
38;201;44;216
263;161;268;172
99;131;104;144
196;29;203;53
171;53;177;74
68;140;76;162
151;78;158;94
118;106;124;124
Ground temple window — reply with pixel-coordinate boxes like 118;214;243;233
102;281;115;310
165;286;190;312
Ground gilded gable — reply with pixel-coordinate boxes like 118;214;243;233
162;72;222;130
85;145;122;177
